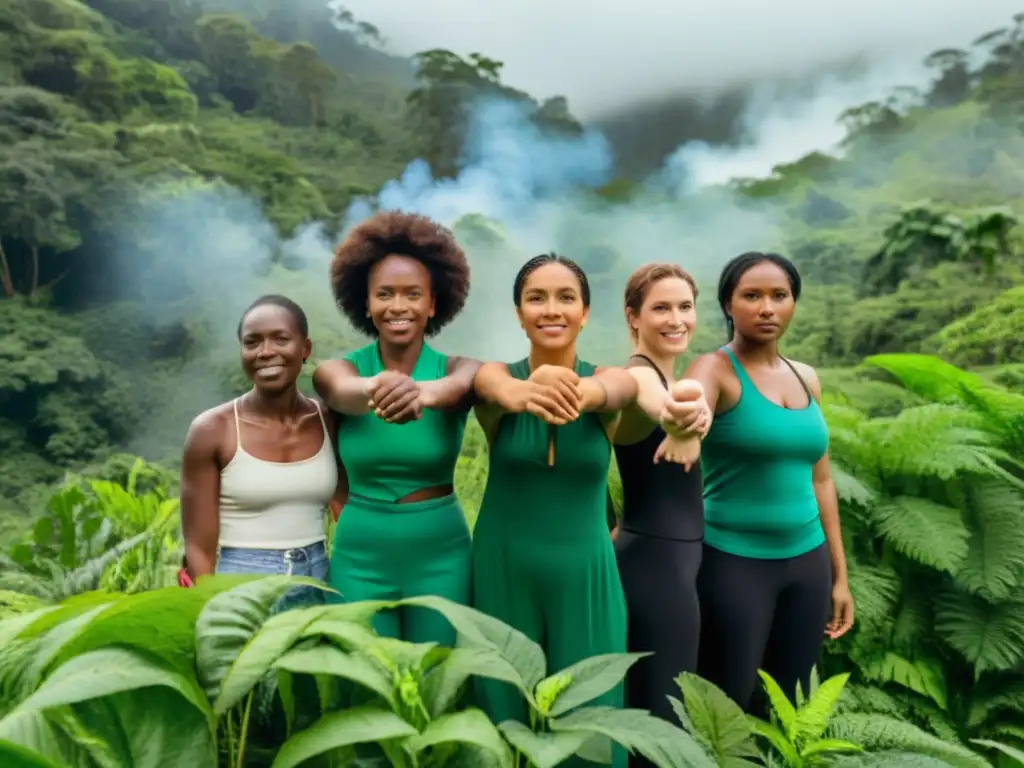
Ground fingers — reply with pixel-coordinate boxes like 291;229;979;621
378;390;420;422
825;601;854;639
553;378;583;410
375;378;417;414
526;397;574;425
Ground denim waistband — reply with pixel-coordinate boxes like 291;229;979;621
218;539;327;563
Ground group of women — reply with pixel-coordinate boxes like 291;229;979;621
180;210;855;768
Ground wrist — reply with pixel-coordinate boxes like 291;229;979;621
581;379;607;411
419;380;439;409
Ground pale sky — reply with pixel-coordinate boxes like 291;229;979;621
342;0;1022;118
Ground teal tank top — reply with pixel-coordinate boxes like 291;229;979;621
336;342;468;502
700;347;828;559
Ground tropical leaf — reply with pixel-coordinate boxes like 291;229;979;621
404;708;513;767
869;496;970;573
498;720;590;768
271;706;417;768
858;652;948;711
545;652;647;717
933;587;1024;675
971;739;1024;766
794;672;850;744
829;713;992;767
550;706;716;768
674;672;760;766
955;480;1024;601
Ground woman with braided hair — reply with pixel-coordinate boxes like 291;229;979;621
313;210;480;646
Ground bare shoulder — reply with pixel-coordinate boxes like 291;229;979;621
185;402;233;452
787;358;821;397
683;349;730;378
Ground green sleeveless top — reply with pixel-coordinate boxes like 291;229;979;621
336;341;468;502
477;358;611;540
700;347;828;559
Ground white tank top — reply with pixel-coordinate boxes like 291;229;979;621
218;398;338;549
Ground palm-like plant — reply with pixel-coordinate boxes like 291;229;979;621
821;354;1024;759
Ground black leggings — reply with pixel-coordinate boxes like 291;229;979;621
615;531;702;740
696;542;832;716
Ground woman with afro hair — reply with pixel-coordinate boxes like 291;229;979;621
313;210;481;646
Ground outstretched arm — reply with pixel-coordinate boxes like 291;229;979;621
582;367;639;414
180;413;222;582
421;356;483;412
313;359;374;416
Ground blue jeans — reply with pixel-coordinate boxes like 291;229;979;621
216;541;329;611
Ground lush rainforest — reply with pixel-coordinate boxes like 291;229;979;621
1;0;1023;766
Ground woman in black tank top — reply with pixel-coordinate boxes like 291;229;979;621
611;264;711;762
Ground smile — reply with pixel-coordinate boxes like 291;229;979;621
661;331;686;340
255;365;285;377
385;319;413;327
538;324;567;334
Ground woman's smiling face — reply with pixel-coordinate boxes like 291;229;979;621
516;262;589;351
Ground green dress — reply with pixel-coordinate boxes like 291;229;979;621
330;341;472;645
472;358;628;767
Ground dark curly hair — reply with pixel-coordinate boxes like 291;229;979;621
513;253;591;308
330;210;470;338
237;294;309;340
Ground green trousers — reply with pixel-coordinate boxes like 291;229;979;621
329;493;472;645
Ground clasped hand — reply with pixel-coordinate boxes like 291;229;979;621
367;370;428;424
519;364;583;426
659;379;711;439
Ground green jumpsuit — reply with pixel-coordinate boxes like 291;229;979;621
473;358;628;767
330;341;472;645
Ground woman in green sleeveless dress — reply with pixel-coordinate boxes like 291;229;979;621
313;211;480;645
472;254;640;767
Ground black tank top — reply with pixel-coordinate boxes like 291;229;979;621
613;355;705;541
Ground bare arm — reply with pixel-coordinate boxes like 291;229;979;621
582;367;639;414
319;405;348;520
681;353;725;414
805;365;854;639
421;356;483;412
473;361;525;410
180;413;222;582
612;366;668;445
313;359;374;416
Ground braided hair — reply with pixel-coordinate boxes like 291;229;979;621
513;253;591;307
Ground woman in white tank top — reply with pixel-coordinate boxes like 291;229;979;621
179;295;344;609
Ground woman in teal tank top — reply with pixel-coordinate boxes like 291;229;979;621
472;254;640;768
313;211;480;645
672;251;855;715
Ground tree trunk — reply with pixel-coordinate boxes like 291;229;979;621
0;241;13;297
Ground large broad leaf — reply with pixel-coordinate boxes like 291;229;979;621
422;647;535;718
971;738;1024;765
400;596;545;695
675;672;760;765
0;716;74;766
404;708;513;768
498;720;590;768
0;608;60;648
72;688;217;768
545;652;647;717
933;588;1024;675
0;738;63;767
10;647;211;725
272;645;395;707
212;604;332;716
551;707;716;768
271;706;418;768
194;576;325;705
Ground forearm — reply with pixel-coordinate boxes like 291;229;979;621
184;538;217;580
422;358;483;411
816;480;848;584
313;362;373;416
473;362;518;409
581;370;638;413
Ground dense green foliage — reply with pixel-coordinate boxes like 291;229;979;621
2;0;1024;765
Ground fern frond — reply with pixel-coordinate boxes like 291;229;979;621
967;676;1024;730
828;713;989;767
971;739;1024;766
828;751;966;767
832;462;879;509
865;404;1010;481
892;583;935;652
857;652;948;712
794;672;849;746
934;588;1024;676
757;670;798;738
956;480;1024;601
846;562;901;630
836;683;908;718
870;496;970;573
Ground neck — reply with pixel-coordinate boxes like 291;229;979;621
378;336;424;374
246;385;302;420
730;334;780;366
633;339;676;383
529;344;576;371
